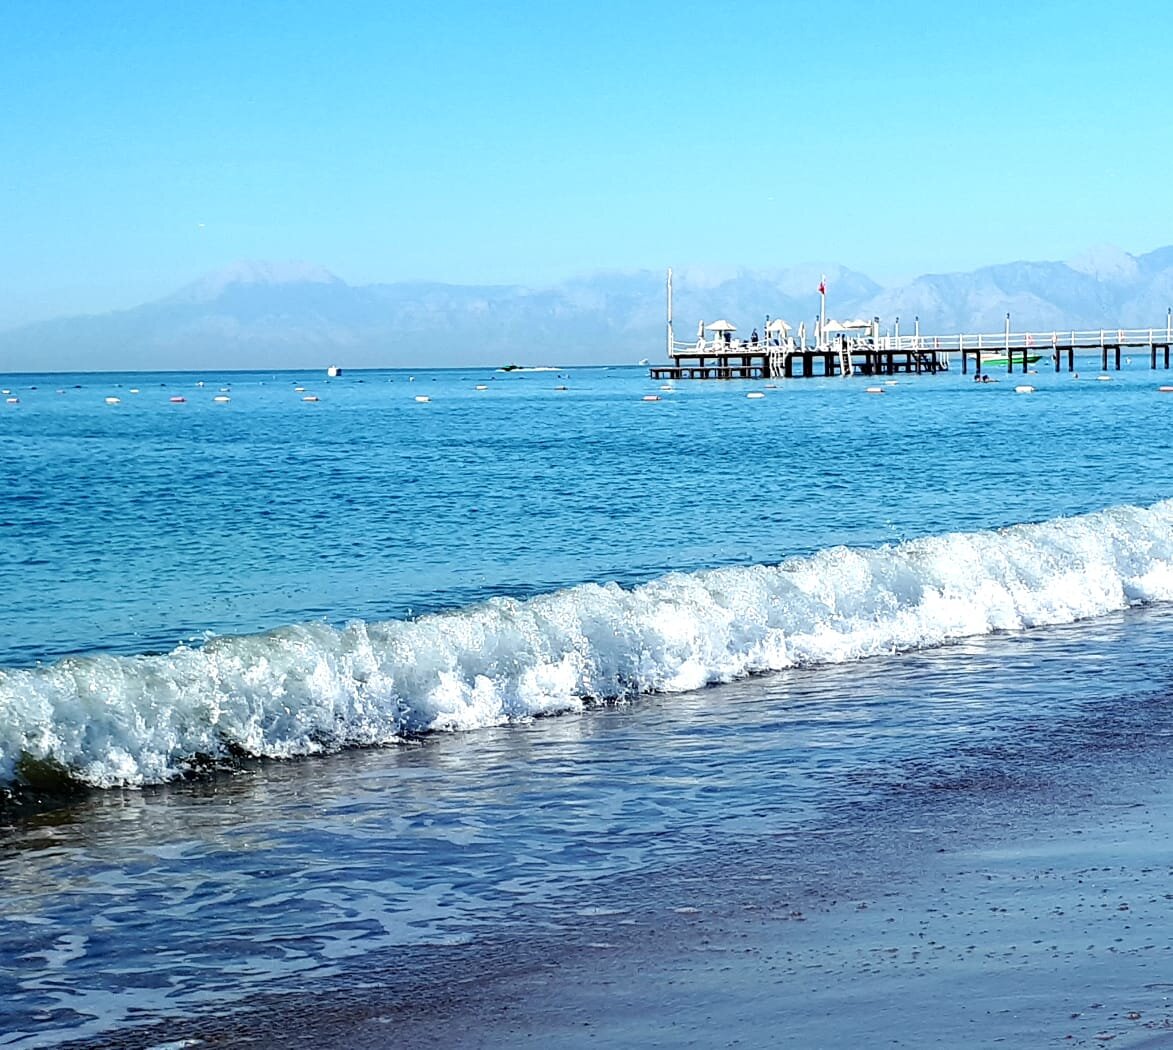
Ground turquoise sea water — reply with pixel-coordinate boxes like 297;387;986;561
2;363;1164;668
4;359;1173;1046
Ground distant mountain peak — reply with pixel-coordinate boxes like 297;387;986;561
167;259;345;304
1066;244;1139;283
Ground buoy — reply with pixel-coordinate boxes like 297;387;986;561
169;396;186;403
865;386;884;394
1014;384;1036;394
105;396;121;404
302;395;320;402
475;384;488;390
129;388;140;394
642;395;661;401
414;395;430;402
213;395;230;403
1096;375;1112;382
746;391;765;399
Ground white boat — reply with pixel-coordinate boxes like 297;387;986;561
327;365;342;377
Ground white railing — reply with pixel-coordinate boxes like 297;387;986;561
667;327;1173;360
874;328;1173;354
671;338;789;355
671;337;799;356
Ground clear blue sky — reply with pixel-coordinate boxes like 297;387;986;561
2;0;1170;326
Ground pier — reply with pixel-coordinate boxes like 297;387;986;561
651;268;947;381
650;269;1173;381
649;336;946;381
949;323;1173;375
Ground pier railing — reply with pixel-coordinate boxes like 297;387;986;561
876;327;1173;354
671;327;1173;358
671;337;790;355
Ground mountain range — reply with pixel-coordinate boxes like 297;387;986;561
4;247;1173;372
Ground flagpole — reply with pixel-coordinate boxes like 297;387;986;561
666;267;674;359
819;274;826;347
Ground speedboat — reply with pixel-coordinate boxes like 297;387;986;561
980;350;1041;368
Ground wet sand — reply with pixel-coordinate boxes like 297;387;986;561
119;735;1173;1050
370;774;1173;1049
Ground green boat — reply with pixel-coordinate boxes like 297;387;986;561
980;351;1041;368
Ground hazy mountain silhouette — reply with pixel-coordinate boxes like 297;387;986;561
3;250;1173;372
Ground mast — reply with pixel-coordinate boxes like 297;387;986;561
666;267;674;359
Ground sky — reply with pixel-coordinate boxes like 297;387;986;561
2;0;1173;328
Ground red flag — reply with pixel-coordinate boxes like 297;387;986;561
818;280;825;295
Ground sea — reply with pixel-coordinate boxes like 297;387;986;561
4;360;1173;1047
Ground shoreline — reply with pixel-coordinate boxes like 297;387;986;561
97;672;1173;1050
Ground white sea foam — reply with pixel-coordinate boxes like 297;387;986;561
5;500;1173;790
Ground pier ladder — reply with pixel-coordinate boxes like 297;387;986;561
838;341;853;377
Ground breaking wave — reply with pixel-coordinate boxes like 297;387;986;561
5;500;1173;792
